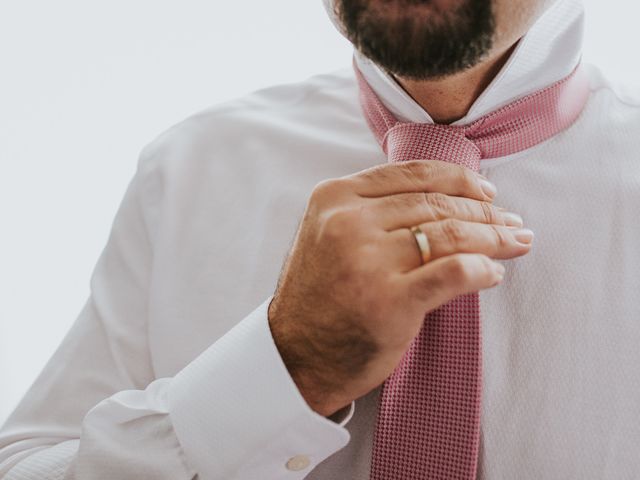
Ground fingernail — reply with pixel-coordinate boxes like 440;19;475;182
502;212;524;228
512;228;535;245
479;178;497;199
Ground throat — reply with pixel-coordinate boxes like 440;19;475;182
394;42;518;125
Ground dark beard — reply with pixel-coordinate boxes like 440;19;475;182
336;0;496;80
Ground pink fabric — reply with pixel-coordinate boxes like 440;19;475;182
356;61;590;480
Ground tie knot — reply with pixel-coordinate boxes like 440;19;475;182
355;57;590;174
385;123;481;172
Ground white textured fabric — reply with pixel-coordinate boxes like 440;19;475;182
169;300;351;478
2;0;640;478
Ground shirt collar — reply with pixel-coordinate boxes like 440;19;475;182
354;0;585;126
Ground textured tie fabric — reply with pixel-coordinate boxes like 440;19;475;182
356;61;590;480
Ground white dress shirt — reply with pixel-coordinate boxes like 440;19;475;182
2;0;640;478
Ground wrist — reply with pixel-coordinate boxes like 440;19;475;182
267;297;360;417
287;366;353;417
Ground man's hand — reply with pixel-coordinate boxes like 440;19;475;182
268;160;533;417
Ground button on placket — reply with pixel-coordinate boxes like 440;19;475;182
286;454;311;472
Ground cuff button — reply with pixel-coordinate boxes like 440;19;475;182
286;455;311;471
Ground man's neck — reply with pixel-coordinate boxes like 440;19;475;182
394;43;518;125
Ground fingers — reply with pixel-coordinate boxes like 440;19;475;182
387;219;533;270
369;191;523;231
344;160;496;202
401;254;505;312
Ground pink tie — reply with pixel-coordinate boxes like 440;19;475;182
356;61;590;480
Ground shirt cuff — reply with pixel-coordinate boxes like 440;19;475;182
168;297;352;479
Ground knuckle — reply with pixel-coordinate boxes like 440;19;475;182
394;192;417;210
359;163;403;188
480;201;497;224
322;208;359;239
445;254;494;285
446;254;475;284
426;192;455;220
358;164;387;182
403;160;439;185
490;225;511;250
441;218;467;245
398;162;426;189
459;167;479;193
311;178;344;205
476;254;496;276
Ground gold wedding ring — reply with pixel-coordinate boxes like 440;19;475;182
410;225;431;265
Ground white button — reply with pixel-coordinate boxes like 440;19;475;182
286;454;311;471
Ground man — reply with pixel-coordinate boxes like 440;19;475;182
1;0;639;478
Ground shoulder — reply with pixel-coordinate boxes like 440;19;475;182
584;63;640;122
130;68;377;241
575;64;640;160
136;68;364;177
572;64;640;189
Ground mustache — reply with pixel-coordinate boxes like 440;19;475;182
344;0;470;20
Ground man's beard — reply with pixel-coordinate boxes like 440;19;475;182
335;0;496;80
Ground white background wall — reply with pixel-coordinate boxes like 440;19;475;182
0;0;637;424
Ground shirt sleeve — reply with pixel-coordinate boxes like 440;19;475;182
169;297;353;479
0;144;352;479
